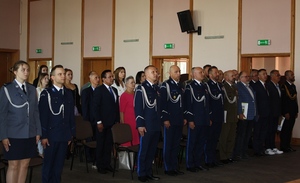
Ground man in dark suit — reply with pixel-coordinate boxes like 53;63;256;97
160;65;185;176
135;65;161;182
185;67;210;172
205;66;224;167
39;65;76;183
81;71;100;165
280;70;298;152
219;70;238;164
233;71;256;160
252;69;272;156
265;70;283;154
93;70;120;174
249;69;258;88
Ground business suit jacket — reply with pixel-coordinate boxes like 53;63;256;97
281;81;298;117
236;82;256;120
206;79;224;122
0;80;41;140
223;81;238;123
81;86;96;122
39;86;75;142
93;84;120;127
185;80;210;126
266;81;281;117
252;81;270;117
160;78;185;126
135;81;161;132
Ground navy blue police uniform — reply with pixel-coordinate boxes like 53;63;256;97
160;78;185;173
134;80;161;178
205;79;224;165
185;80;210;170
39;86;75;183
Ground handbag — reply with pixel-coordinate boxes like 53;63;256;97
118;151;134;170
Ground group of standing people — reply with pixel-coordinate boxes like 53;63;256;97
0;60;298;183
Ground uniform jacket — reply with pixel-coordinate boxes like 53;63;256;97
93;84;120;127
281;81;298;117
185;80;210;126
39;86;75;142
223;81;238;123
134;80;161;132
160;78;185;126
252;81;270;117
0;80;41;140
236;82;256;120
206;79;224;122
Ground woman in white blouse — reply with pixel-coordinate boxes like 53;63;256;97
112;67;126;96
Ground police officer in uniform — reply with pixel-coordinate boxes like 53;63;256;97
205;66;224;168
134;65;161;182
185;67;210;172
39;65;75;183
160;65;186;176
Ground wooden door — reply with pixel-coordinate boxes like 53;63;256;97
28;60;52;84
82;59;112;85
0;52;14;86
240;57;252;73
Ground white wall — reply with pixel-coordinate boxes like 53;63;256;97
20;0;28;60
114;0;150;78
192;0;239;70
54;0;82;87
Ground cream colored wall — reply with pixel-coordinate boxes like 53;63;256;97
54;0;82;86
192;0;239;71
20;0;28;60
114;0;150;78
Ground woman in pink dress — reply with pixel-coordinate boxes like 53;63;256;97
120;76;139;146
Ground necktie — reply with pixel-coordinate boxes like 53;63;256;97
22;84;26;94
264;83;269;96
109;87;114;99
246;84;254;99
276;84;281;97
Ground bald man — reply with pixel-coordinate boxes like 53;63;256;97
160;65;186;176
135;65;161;182
219;70;238;164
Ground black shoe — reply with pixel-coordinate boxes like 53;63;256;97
105;165;114;172
97;168;107;174
196;166;208;171
228;158;235;163
281;148;291;153
138;176;149;182
233;156;241;161
205;163;215;168
220;159;229;164
165;170;177;176
289;147;296;152
174;169;185;175
186;167;199;172
213;161;224;166
147;175;160;181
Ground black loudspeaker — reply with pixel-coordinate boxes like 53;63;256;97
177;10;195;33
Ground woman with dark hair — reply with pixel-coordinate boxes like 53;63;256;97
135;71;145;87
112;67;126;96
64;68;82;116
33;65;48;87
0;60;41;183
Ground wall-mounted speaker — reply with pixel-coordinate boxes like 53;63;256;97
177;10;195;33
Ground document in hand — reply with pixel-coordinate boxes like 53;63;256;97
241;103;248;119
277;116;285;131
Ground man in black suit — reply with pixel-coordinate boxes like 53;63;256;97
249;69;258;88
93;70;120;174
280;70;298;152
265;70;283;155
252;69;271;156
81;71;100;165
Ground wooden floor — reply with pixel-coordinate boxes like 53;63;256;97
4;146;300;183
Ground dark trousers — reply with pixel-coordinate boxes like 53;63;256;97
42;141;68;183
137;131;160;177
163;125;183;171
186;125;208;168
234;119;254;157
280;117;296;150
253;116;269;153
219;122;237;160
265;116;279;149
96;126;113;169
205;120;222;163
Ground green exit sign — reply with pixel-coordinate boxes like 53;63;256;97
92;46;100;51
164;43;175;49
35;49;42;53
257;39;271;46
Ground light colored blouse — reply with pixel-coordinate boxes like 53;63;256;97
112;81;126;97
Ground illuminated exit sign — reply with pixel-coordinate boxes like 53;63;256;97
257;39;271;46
164;43;175;49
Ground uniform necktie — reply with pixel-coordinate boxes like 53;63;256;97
22;84;26;94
